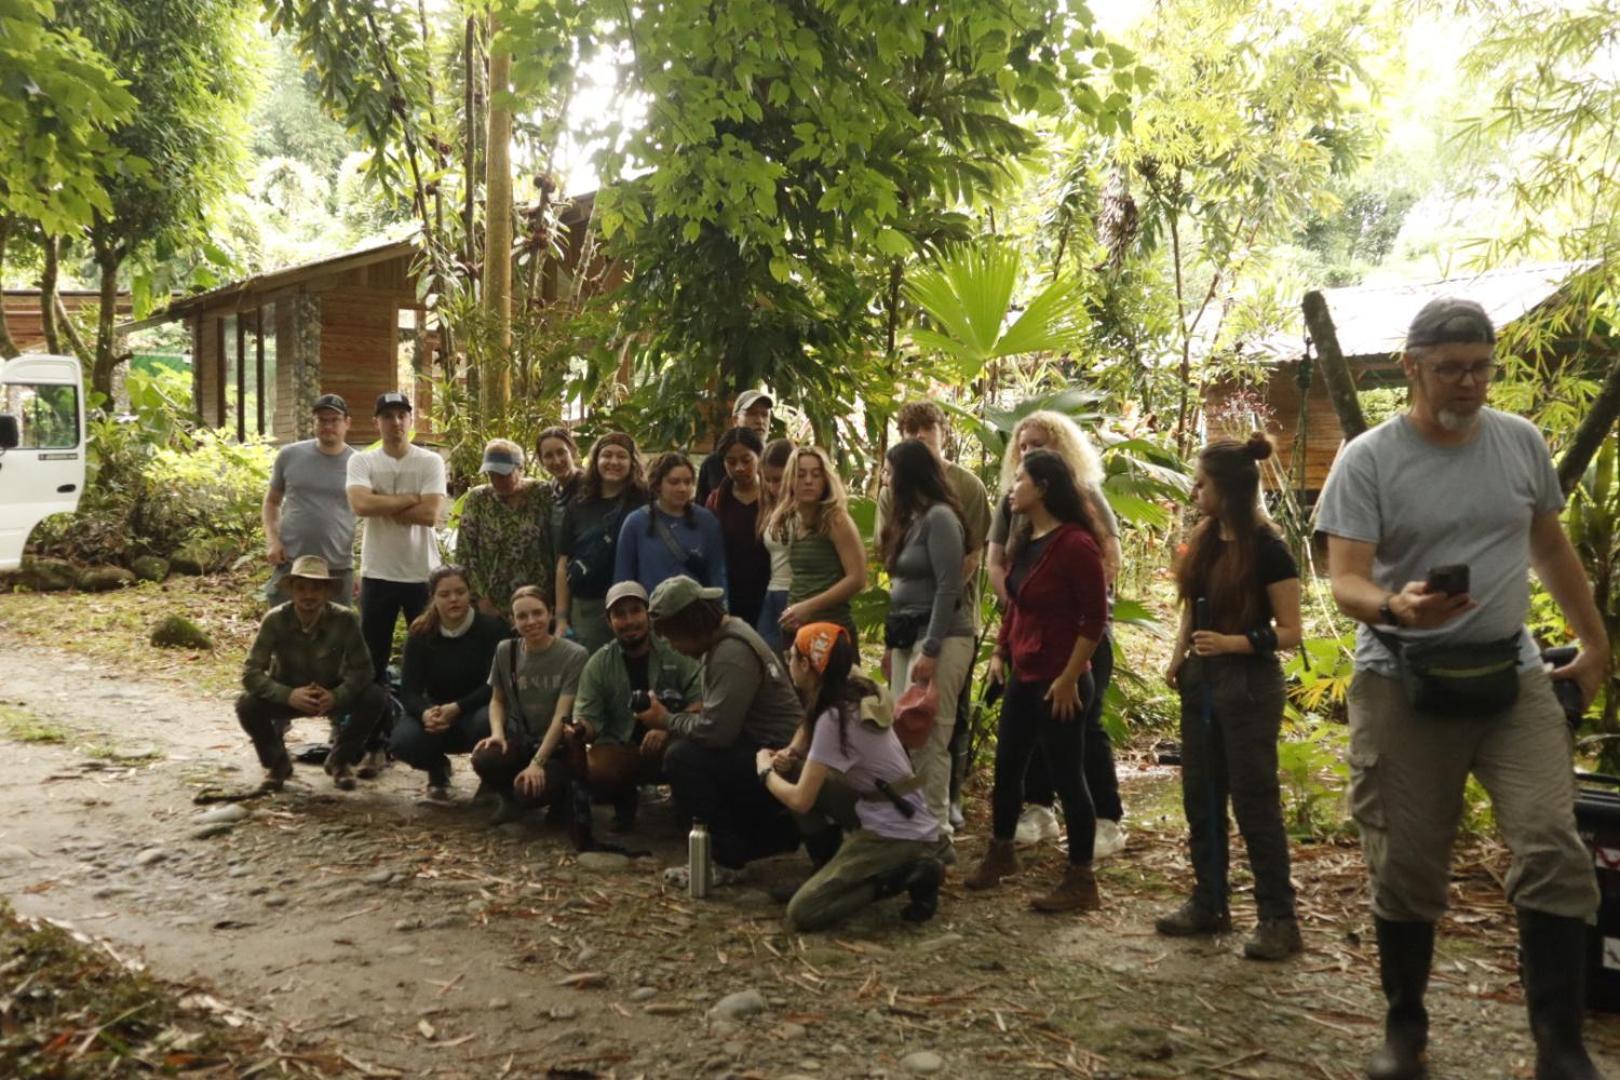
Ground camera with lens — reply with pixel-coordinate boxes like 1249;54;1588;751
630;688;685;714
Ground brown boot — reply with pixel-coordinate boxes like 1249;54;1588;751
964;839;1018;891
1030;863;1100;913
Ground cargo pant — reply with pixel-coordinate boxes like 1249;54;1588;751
1347;667;1598;922
785;829;950;932
894;634;976;832
1177;653;1296;920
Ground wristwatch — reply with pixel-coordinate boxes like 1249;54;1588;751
1377;596;1400;627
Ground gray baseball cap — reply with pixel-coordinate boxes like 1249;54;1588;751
1406;297;1496;349
648;576;725;620
605;580;649;612
734;389;773;414
480;446;523;475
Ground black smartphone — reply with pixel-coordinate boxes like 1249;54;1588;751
1426;564;1470;596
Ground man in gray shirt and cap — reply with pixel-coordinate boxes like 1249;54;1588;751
636;575;803;877
262;394;356;604
1316;297;1609;1080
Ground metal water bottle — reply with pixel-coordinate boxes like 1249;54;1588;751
688;820;712;899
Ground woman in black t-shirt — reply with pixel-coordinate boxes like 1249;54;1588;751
1158;434;1304;962
554;433;648;655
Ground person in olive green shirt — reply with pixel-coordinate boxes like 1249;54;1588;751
567;581;702;830
237;556;388;792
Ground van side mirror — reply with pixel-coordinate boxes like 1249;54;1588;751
0;415;17;450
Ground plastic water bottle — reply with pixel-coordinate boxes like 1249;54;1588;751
688;820;711;900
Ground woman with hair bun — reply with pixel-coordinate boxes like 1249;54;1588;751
1156;433;1304;962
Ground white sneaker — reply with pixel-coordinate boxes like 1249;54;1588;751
1014;804;1061;847
1093;818;1127;860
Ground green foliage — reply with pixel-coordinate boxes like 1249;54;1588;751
1276;720;1349;840
1564;434;1620;768
0;0;140;234
1285;632;1357;720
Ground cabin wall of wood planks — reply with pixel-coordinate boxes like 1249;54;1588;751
2;292;132;353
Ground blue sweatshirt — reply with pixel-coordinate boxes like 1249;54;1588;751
614;503;729;605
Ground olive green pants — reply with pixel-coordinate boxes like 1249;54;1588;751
1347;667;1598;923
785;829;948;932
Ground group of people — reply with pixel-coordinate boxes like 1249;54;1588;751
239;296;1612;1078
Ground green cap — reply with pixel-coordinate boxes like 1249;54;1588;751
647;575;725;620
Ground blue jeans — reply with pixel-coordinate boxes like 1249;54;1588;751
755;589;789;652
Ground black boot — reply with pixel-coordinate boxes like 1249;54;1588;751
1368;917;1433;1080
1517;908;1601;1080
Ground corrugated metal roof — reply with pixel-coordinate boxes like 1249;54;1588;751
1252;261;1594;362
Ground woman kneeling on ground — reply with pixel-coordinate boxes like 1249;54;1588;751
472;586;589;826
966;449;1109;913
758;623;947;931
1157;434;1303;961
393;565;511;799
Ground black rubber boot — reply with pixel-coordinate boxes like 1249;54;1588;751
1517;908;1601;1080
1367;917;1433;1080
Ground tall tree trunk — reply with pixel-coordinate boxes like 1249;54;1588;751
482;12;513;418
0;216;18;359
90;254;121;399
1558;348;1620;495
54;292;92;365
39;235;62;355
462;15;479;279
1302;289;1368;444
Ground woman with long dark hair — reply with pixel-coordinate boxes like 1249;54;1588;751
964;449;1109;913
537;426;584;557
755;438;797;650
392;565;512;799
1156;434;1303;961
879;437;975;835
615;451;728;601
555;433;648;654
705;427;771;628
758;623;947;930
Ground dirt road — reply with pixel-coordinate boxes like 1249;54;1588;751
2;635;1617;1078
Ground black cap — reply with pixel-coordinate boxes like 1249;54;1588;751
1406;297;1496;349
374;391;412;416
311;393;349;416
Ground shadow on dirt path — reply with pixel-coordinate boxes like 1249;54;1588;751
3;635;1619;1078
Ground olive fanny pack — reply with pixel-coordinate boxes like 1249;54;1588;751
1371;627;1523;718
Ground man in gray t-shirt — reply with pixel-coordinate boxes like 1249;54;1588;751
1315;297;1608;1078
263;394;356;604
640;576;804;871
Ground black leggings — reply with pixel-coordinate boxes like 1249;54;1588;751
1024;633;1122;821
991;672;1097;864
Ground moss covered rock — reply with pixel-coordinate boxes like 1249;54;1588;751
131;556;171;583
171;538;237;576
78;566;137;592
17;556;77;592
149;614;213;650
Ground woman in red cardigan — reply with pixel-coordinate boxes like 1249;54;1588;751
965;449;1109;912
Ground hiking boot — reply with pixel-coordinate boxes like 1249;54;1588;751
1517;907;1601;1080
259;754;294;793
610;792;638;833
470;779;495;807
330;763;356;791
1014;805;1061;847
1154;899;1233;937
900;858;945;923
1244;917;1303;961
1368;917;1433;1080
948;800;966;831
488;794;526;827
1031;863;1101;913
356;748;389;780
1093;818;1127;860
424;763;452;802
964;839;1018;891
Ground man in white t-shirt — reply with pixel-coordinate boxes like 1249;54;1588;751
346;392;447;710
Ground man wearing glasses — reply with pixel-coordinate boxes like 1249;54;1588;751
263;394;357;605
1317;297;1609;1079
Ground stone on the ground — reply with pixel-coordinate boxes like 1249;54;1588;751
150;614;213;650
134;847;168;866
195;804;248;825
577;851;631;872
131;555;171;583
629;987;657;1002
189;821;236;840
78;565;136;592
363;869;394;884
901;1051;943;1074
708;988;768;1021
17;556;77;592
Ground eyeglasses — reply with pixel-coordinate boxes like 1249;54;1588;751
1426;360;1497;384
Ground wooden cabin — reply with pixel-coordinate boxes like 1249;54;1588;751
3;290;133;352
1205;263;1600;496
143;193;607;445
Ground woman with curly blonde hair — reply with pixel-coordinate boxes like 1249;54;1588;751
764;446;867;644
987;410;1128;858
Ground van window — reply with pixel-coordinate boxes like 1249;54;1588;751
1;383;78;449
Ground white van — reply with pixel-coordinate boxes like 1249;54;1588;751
0;354;86;571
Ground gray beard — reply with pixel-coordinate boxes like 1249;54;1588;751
1435;407;1479;434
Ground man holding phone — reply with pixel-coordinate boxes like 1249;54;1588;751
1317;297;1609;1080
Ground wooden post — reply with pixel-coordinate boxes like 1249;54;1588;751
1302;290;1367;443
255;306;266;437
482;12;513;418
214;317;226;430
235;312;246;442
1558;348;1620;495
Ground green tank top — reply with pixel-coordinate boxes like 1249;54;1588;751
787;517;856;638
